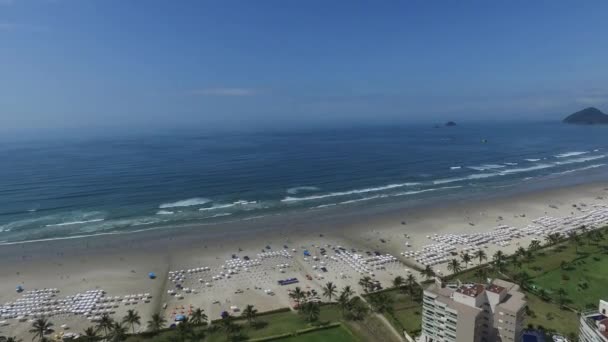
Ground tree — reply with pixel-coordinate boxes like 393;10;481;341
176;317;193;342
0;337;22;342
29;317;53;342
447;259;462;275
190;308;207;325
147;313;166;332
460;252;472;268
556;288;568;307
300;302;320;322
341;286;354;299
473;249;487;266
528;240;541;251
219;315;239;340
289;287;306;308
347;298;369;320
81;327;101;342
567;231;582;253
492;250;507;273
511;256;522;270
97;313;114;339
545;232;562;245
474;267;488;283
337;292;351;317
392;276;404;290
537;288;549;301
122;309;141;334
421;265;435;280
405;274;417;297
107;322;128;342
514;271;531;289
368;293;393;313
358;276;373;293
243;305;258;326
322;282;337;302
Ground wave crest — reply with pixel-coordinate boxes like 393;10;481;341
159;197;211;209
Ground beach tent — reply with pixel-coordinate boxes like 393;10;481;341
303;250;311;256
16;285;24;293
148;272;156;279
175;314;186;322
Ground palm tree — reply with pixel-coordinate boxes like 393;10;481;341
337;292;351;317
107;322;128;342
421;265;435;280
567;231;582;253
341;285;354;299
97;313;114;339
545;232;562;245
29;317;53;342
474;267;488;282
0;337;22;342
219;315;239;340
322;282;337;302
301;302;320;322
392;276;405;292
556;288;568;307
473;249;487;266
358;276;373;293
514;271;531;289
405;274;417;297
176;317;193;342
146;313;166;332
460;252;472;268
80;327;101;342
190;308;207;325
243;305;258;326
528;240;541;251
348;299;369;320
289;287;306;307
511;256;522;270
122;309;141;334
368;293;394;313
492;250;507;273
447;259;462;275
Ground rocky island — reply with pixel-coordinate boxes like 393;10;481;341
563;107;608;125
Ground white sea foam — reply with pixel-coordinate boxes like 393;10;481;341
467;164;505;171
156;210;174;215
45;218;105;227
555;151;588;158
551;164;606;175
336;186;462;205
433;173;498;185
450;166;462;170
286;186;320;194
499;164;555;175
159;197;211;209
555;154;606;165
524;158;541;162
504;162;518;166
282;182;421;202
210;213;232;218
199;200;257;211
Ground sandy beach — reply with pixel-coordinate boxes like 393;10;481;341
1;181;608;339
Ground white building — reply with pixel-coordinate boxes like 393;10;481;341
420;278;526;342
579;300;608;342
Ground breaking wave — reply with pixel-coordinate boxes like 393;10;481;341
281;182;420;202
159;197;211;209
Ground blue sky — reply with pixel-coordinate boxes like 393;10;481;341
1;0;608;134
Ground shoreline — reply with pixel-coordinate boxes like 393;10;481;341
1;180;607;338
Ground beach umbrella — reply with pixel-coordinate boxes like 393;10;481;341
175;314;186;322
148;272;156;279
16;285;24;293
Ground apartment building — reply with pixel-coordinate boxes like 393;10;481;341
420;278;526;342
579;300;608;342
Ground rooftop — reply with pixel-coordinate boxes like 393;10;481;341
456;284;485;298
487;284;506;294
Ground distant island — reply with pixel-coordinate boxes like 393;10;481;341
445;121;457;127
563;107;608;125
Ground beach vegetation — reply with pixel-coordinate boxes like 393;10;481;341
460;252;472;268
29;317;53;342
146;313;167;333
473;249;487;266
0;336;23;342
446;259;462;275
321;282;337;302
98;313;115;339
421;265;435;280
80;327;101;342
357;277;373;293
190;308;208;326
108;322;129;342
123;310;142;334
242;305;258;327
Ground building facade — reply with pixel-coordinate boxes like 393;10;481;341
579;300;608;342
420;278;526;342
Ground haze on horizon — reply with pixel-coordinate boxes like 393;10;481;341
1;0;608;137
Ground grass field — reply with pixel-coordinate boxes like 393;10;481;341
277;325;361;342
370;289;422;336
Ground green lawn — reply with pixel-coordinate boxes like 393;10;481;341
524;293;579;338
126;305;357;342
373;289;422;336
276;325;361;342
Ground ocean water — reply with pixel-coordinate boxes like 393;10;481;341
1;122;608;243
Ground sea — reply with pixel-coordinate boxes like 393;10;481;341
1;121;608;243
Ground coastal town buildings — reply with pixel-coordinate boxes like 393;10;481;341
420;278;526;342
